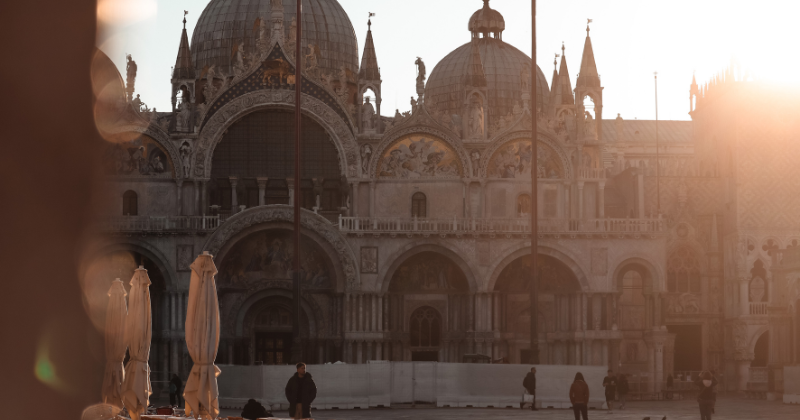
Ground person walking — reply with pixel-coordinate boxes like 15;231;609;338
695;371;718;420
523;367;537;410
602;370;617;414
169;374;183;407
569;372;590;420
285;362;317;420
616;373;629;410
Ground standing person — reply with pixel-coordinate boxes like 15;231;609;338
695;371;718;420
569;372;590;420
285;362;317;420
169;374;183;407
523;367;537;411
617;373;629;410
602;370;617;414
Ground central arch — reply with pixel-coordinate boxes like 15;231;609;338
379;243;478;294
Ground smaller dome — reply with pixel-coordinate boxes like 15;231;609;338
468;0;505;36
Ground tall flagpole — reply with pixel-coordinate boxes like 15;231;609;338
529;0;540;365
654;72;660;215
292;0;303;363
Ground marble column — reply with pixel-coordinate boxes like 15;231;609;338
175;179;184;216
229;176;239;213
366;341;373;362
577;182;584;220
581;293;588;331
740;278;750;316
378;295;383;332
357;341;363;364
193;180;201;216
654;293;662;327
563;182;571;219
256;177;268;206
286;178;295;205
637;171;645;218
469;294;475;331
598;181;605;218
170;292;177;331
351;181;359;217
479;180;487;219
359;294;364;332
369;181;376;217
162;292;169;332
371;295;377;332
344;294;350;332
376;341;383;361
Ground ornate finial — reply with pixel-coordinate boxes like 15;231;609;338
483;0;490;8
562;41;565;53
586;18;592;34
554;53;559;70
183;10;188;28
368;12;375;29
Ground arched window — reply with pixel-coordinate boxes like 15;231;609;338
411;192;427;218
409;306;441;347
619;270;645;330
122;190;138;216
667;247;701;294
517;194;531;217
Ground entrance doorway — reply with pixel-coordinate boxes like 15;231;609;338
255;332;292;365
667;324;702;371
409;306;441;362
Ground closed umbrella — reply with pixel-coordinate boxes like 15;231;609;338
101;278;127;408
184;252;221;419
121;266;152;420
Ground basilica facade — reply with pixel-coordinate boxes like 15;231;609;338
87;0;800;398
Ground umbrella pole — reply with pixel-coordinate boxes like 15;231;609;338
291;0;303;364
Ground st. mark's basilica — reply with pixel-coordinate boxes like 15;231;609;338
87;0;800;398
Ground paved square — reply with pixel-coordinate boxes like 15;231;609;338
208;397;800;420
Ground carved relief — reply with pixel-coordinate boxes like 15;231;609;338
360;247;378;274
102;133;173;178
389;252;467;293
480;132;572;179
177;245;194;272
666;293;701;314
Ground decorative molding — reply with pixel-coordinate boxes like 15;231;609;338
194;90;359;179
369;124;470;179
202;205;359;291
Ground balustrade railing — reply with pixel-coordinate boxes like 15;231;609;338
578;167;606;179
99;215;222;232
750;302;768;315
338;216;664;234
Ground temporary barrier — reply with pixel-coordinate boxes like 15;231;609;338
217;362;607;410
784;366;800;404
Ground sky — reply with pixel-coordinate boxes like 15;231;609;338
97;0;800;121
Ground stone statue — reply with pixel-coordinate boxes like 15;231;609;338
361;144;372;175
469;101;484;137
520;64;530;90
583;111;596;137
179;142;192;178
177;102;191;131
203;65;217;103
470;150;481;177
126;54;137;96
361;97;375;131
306;43;320;72
287;17;297;50
415;57;426;97
131;94;144;112
410;96;418;114
232;40;246;76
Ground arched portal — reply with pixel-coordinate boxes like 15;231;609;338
241;295;311;366
493;254;581;364
752;331;769;368
409;306;442;361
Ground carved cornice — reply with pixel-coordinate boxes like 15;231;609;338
202;205;359;291
194;90;359;179
479;127;573;180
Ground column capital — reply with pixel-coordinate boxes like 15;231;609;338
228;176;239;185
256;177;269;187
598;181;606;189
577;181;585;188
175;178;184;187
286;177;295;188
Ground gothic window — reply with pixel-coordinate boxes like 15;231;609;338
409;306;441;347
412;192;427;218
619;270;645;330
667;247;701;294
517;194;531;216
544;189;557;218
122;190;138;216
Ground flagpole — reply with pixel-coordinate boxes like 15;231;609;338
654;72;660;215
292;0;303;363
529;0;540;365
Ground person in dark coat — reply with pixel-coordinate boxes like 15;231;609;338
696;371;718;420
169;374;183;407
602;370;617;413
522;367;537;410
617;373;629;410
285;362;317;420
241;399;270;420
569;372;590;420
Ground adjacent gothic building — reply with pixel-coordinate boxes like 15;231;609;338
87;0;800;398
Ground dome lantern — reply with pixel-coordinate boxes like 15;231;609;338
468;0;505;40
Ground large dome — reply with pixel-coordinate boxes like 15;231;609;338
191;0;359;77
426;37;550;125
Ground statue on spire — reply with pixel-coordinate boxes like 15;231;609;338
415;57;426;98
125;54;137;101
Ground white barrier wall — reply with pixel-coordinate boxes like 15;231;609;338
218;363;607;410
784;366;800;404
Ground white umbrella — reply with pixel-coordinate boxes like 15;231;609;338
121;266;152;420
184;252;221;419
101;278;127;408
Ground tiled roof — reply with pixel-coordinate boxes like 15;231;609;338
600;119;693;143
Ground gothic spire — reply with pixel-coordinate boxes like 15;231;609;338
464;37;487;87
173;13;195;80
358;16;381;81
576;24;600;89
558;42;574;105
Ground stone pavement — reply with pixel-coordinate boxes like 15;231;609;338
208;397;800;419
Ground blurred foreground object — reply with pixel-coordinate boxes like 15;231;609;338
121;267;153;420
